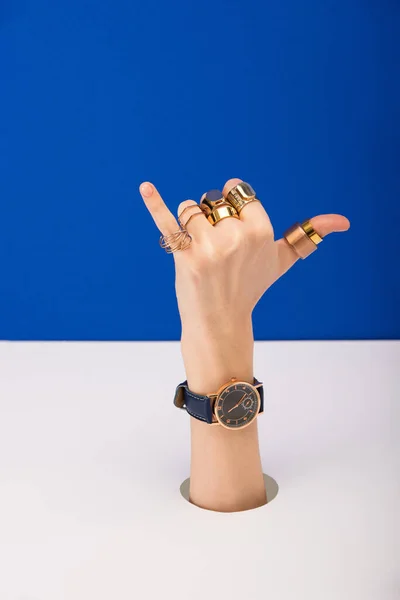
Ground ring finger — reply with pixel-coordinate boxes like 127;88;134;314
177;199;211;239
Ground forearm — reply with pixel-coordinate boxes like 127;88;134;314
181;318;266;512
140;178;349;512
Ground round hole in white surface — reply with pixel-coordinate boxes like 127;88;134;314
180;473;279;511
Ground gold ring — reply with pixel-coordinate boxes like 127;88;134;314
283;220;323;259
200;189;239;226
159;228;192;254
205;204;239;226
178;204;205;228
226;182;260;214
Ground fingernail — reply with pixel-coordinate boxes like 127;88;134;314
140;182;153;198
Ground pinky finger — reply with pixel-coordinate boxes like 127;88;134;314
139;182;180;235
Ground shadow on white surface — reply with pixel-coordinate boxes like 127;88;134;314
180;473;279;510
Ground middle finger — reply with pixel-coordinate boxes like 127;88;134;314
222;178;272;228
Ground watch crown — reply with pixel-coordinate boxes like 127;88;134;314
231;377;237;382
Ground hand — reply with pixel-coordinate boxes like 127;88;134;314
139;177;349;340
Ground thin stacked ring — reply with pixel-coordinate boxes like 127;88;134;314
159;229;192;254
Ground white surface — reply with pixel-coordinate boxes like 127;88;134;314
0;341;399;600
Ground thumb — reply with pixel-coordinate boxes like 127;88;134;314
276;214;350;277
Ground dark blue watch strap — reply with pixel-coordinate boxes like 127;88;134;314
174;382;214;423
174;379;264;424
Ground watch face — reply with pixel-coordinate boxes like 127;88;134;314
214;382;260;430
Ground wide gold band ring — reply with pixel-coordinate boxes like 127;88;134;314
205;203;239;225
200;189;239;226
226;182;260;213
159;229;192;254
283;220;323;259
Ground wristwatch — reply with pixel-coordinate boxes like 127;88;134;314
174;377;264;430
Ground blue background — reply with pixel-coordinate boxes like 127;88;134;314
0;0;399;340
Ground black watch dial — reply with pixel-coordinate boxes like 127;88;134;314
214;381;260;430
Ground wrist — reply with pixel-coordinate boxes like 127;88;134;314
180;316;254;395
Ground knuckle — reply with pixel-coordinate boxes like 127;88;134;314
215;228;245;259
198;239;236;267
226;228;245;251
189;226;248;275
200;242;219;264
177;199;197;218
252;218;274;241
222;177;243;197
190;237;214;263
192;251;217;277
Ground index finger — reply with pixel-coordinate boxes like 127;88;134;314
139;182;180;235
